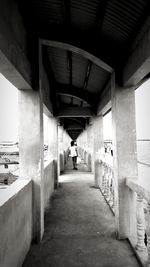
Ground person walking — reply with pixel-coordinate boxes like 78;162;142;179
68;140;78;170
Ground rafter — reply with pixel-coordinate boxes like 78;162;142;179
62;0;71;27
94;0;109;29
66;127;83;130
42;40;113;73
67;129;82;133
67;51;72;86
56;84;93;106
80;60;92;107
43;46;57;113
83;61;92;91
64;122;84;130
64;118;86;128
57;107;95;117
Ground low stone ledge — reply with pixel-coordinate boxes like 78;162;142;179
0;178;32;267
44;156;53;168
0;178;32;207
126;177;150;202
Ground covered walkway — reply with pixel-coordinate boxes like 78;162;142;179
1;1;150;267
22;159;139;267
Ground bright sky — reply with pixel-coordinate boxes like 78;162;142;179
0;74;18;142
135;79;150;140
103;111;112;140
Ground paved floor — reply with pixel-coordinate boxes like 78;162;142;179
22;159;140;267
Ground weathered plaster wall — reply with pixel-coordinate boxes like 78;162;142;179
44;160;55;209
19;90;44;242
0;180;32;267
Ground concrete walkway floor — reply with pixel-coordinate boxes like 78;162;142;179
22;159;140;267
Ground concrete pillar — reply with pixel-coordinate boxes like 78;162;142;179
87;123;94;172
47;116;58;188
58;125;64;174
111;77;138;245
63;130;70;164
18;90;44;242
93;116;104;187
47;117;57;157
77;130;88;161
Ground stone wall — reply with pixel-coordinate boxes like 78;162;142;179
0;180;32;267
44;160;55;209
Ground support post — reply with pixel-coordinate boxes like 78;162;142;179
87;122;94;172
47;116;58;188
19;90;44;242
111;74;138;246
93;116;104;187
58;125;65;174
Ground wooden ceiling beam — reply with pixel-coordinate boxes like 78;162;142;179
83;61;92;91
57;107;95;117
42;46;57;112
56;84;93;106
64;123;84;130
66;127;83;131
63;117;86;128
42;40;113;73
63;0;71;27
67;51;72;86
80;60;92;107
94;0;109;29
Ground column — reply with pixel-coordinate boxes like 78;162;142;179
18;90;44;242
58;125;64;174
47;116;58;188
83;130;88;163
93;116;104;187
87;123;94;172
111;76;138;246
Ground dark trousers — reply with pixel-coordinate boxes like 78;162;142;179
72;156;77;168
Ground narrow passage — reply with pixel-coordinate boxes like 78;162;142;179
22;159;140;267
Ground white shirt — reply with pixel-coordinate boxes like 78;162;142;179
69;146;77;157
